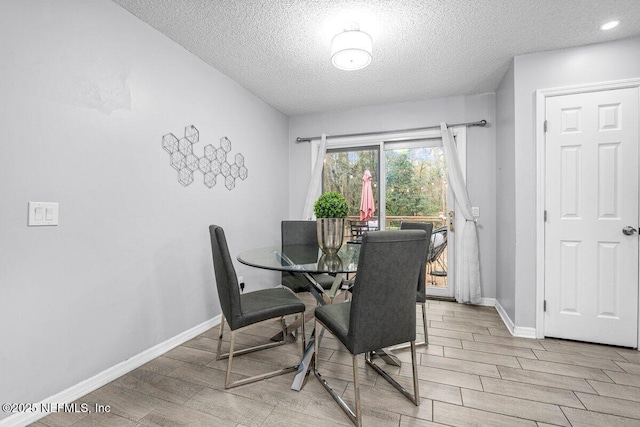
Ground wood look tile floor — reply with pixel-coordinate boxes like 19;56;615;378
36;295;640;427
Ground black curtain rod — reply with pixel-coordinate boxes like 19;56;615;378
295;119;487;143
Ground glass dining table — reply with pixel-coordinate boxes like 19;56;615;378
237;241;402;391
237;242;360;302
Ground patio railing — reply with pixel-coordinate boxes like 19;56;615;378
346;215;447;230
344;215;448;288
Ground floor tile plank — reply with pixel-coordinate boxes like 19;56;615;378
587;380;640;402
461;340;538;359
575;392;640;420
615;361;640;375
472;334;546;350
605;370;640;387
183;387;275;427
617;351;640;364
444;347;521;369
460;389;570;426
480;377;585;409
497;366;596;393
532;349;624;371
539;341;628;362
433;401;537;426
561;407;640;427
404;365;483;390
112;370;204;405
429;320;491;335
420;354;500;378
517;358;613;382
138;401;236;427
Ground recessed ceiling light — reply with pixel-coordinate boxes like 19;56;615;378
600;20;620;31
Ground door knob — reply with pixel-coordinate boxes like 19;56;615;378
622;226;637;236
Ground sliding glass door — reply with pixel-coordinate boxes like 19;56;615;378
322;136;457;298
384;142;450;293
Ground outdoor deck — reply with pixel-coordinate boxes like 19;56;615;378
345;216;448;288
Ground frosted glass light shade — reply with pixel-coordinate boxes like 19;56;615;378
600;20;619;30
331;28;372;71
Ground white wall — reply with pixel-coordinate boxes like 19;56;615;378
289;94;497;300
505;36;640;329
495;61;516;321
0;0;288;416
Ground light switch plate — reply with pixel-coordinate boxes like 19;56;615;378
28;202;59;226
471;206;480;218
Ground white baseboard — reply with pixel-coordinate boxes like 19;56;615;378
513;326;538;339
494;300;537;339
479;297;496;307
0;315;222;427
494;299;516;335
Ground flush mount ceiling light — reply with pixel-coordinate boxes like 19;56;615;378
331;23;372;71
600;20;620;30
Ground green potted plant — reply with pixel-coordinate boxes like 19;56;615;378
314;191;349;255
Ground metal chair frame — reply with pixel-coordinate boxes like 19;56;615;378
313;318;419;427
209;224;307;390
427;226;448;285
216;312;306;389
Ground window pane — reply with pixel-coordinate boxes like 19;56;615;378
385;146;448;229
385;146;448;288
322;148;379;221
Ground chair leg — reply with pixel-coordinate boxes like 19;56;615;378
225;330;236;388
421;302;429;346
300;311;306;354
410;341;420;406
352;354;362;427
365;344;420;406
313;319;359;426
217;314;304;389
314;320;418;426
216;315;225;358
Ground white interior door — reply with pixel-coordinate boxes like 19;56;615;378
544;87;639;347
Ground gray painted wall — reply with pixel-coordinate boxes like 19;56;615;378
0;0;288;415
505;37;640;328
288;94;497;300
495;61;516;321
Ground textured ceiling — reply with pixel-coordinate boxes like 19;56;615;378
111;0;640;116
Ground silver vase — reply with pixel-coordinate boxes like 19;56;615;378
316;218;345;256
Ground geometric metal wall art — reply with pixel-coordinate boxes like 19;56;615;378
162;125;248;190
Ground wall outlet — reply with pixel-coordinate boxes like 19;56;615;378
471;206;480;218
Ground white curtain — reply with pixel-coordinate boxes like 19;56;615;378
301;134;327;219
440;123;482;304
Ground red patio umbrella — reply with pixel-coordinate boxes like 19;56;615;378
359;169;375;221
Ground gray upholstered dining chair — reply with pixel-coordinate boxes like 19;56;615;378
400;221;434;347
313;230;429;427
281;220;336;293
209;225;306;389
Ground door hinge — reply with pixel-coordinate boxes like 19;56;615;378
544;300;547;312
544;120;548;132
544;210;548;222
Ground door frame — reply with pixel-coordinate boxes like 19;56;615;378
535;78;640;343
